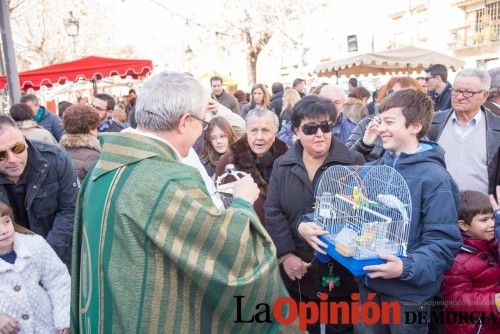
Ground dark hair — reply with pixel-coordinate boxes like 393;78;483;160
0;202;33;234
290;95;337;129
348;87;370;100
58;101;72;118
95;93;115;111
210;76;223;85
233;90;248;103
20;94;39;105
271;82;284;95
0;115;17;133
9;103;34;121
459;191;492;225
62;104;100;134
200;117;237;166
425;64;448;82
348;78;358;88
379;89;433;139
128;89;136;95
292;78;305;89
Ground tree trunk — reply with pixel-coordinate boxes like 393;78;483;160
247;51;257;88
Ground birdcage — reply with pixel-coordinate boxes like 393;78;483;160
215;164;250;208
313;165;411;276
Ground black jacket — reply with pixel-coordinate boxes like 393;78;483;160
264;137;365;300
0;139;78;266
346;116;385;162
428;107;500;195
431;82;452;112
270;91;284;118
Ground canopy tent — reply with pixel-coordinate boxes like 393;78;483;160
314;46;465;78
0;56;153;91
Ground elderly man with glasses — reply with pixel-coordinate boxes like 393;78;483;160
0;116;78;267
428;68;500;195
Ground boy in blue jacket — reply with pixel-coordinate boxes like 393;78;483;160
299;89;462;333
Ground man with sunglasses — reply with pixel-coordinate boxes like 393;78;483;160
428;68;500;195
424;64;453;111
0;116;78;267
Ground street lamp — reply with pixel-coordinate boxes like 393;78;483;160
64;11;79;57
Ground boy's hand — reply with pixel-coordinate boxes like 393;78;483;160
489;185;500;211
0;314;19;333
363;253;403;279
362;117;380;146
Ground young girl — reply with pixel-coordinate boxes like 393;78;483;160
200;117;238;177
0;202;70;334
442;190;500;334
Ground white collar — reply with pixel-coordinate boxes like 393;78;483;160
451;109;483;126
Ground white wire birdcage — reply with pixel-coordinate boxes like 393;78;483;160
215;164;250;208
314;165;411;262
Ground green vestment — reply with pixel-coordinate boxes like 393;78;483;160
70;133;289;333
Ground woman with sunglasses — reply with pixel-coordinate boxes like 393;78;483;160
264;95;364;334
200;117;238;177
346;76;423;161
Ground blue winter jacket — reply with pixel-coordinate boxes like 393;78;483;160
364;141;462;303
277;113;356;146
36;106;64;142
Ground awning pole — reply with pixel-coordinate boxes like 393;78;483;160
0;1;21;103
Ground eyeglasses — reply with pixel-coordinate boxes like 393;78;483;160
209;134;228;142
190;114;209;131
300;120;333;135
92;104;108;112
451;88;483;98
0;142;26;161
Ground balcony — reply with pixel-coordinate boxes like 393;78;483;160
449;23;500;50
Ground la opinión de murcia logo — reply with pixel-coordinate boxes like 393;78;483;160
234;294;498;330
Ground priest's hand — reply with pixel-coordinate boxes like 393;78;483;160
233;176;259;204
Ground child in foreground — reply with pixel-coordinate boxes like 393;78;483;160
0;202;70;334
441;190;500;334
299;89;462;333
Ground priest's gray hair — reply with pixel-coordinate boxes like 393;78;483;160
245;107;279;132
135;71;209;131
455;68;491;91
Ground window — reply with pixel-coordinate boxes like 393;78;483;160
347;35;358;52
473;2;499;42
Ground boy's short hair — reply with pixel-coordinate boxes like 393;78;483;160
379;89;433;139
459;190;492;225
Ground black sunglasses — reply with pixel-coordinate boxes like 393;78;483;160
0;142;26;161
301;121;333;135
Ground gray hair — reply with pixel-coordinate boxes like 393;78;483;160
0;115;18;134
455;68;491;91
20;94;39;106
319;85;345;99
135;71;209;131
488;67;499;92
245;107;279;132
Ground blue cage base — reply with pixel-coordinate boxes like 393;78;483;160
317;235;386;277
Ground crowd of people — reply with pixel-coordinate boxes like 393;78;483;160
0;66;499;333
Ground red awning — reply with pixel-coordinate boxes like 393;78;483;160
0;56;153;91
